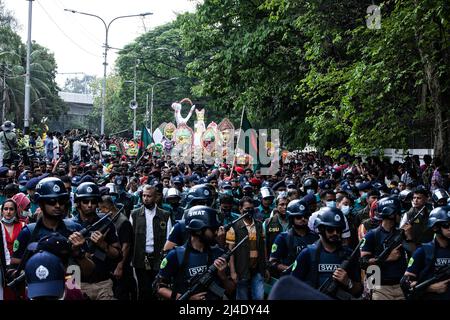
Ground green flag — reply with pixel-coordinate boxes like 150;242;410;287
138;125;152;158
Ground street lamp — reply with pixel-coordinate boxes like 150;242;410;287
149;77;178;134
124;59;138;140
64;9;153;135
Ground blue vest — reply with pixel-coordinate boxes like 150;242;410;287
174;244;223;299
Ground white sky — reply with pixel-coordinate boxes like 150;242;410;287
3;0;199;87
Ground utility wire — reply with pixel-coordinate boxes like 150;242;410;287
36;0;101;58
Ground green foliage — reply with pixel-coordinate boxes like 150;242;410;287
0;3;65;128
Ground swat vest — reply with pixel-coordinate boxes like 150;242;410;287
264;215;285;255
131;206;170;270
305;241;351;289
417;240;450;300
172;244;223;299
285;229;319;264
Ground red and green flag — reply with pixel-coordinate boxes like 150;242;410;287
138;125;152;158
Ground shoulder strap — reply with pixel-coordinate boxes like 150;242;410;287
418;241;436;282
172;243;191;298
373;226;383;254
3;131;12;150
308;240;322;289
286;230;296;261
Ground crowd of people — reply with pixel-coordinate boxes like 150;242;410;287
0;119;449;301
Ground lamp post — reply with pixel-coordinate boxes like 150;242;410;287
24;0;34;134
124;59;139;140
64;9;153;135
149;77;178;134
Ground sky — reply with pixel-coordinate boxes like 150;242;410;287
3;0;199;88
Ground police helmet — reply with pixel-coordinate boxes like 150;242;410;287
286;180;297;190
220;181;232;190
375;196;401;219
314;207;346;230
185;184;214;208
286;199;310;219
74;182;101;201
260;187;275;201
303;177;318;192
35;177;69;202
172;176;184;186
427;205;450;229
261;180;272;188
18;170;31;186
185;205;221;231
399;189;413;203
105;183;118;195
242;182;253;191
71;175;82;187
165;187;181;200
432;188;449;205
114;175;126;187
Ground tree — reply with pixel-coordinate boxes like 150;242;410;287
0;2;66;129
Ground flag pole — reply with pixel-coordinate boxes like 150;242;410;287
228;105;246;179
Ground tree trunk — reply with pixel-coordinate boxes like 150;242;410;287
413;2;450;168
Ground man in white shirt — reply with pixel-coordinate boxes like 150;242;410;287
52;133;60;161
130;185;172;300
72;139;88;162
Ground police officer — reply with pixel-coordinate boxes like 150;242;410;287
291;207;362;298
264;195;290;257
163;184;216;251
269;199;318;277
114;176;134;218
401;205;450;300
164;187;184;224
155;206;232;300
432;188;449;208
256;187;275;221
302;177;318;197
360;197;407;300
71;182;122;300
12;177;94;298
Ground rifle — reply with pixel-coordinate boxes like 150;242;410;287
223;213;249;232
85;207;124;261
318;239;364;300
177;235;249;301
407;265;450;300
375;207;424;264
7;207;124;287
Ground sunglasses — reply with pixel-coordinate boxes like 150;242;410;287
440;223;450;229
81;199;99;205
47;198;67;206
325;227;342;234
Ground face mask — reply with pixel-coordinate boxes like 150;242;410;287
243;208;254;218
1;216;16;224
326;201;336;208
306;189;315;195
341;205;351;215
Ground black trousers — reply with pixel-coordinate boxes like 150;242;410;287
135;268;159;300
112;266;138;300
